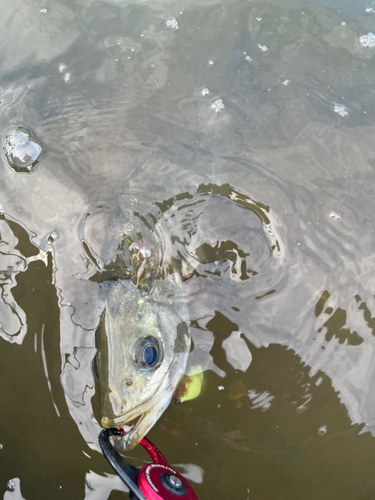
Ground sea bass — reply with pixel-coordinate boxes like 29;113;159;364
95;250;191;451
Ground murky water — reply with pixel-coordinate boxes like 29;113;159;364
1;0;375;498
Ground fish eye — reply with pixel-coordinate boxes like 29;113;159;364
131;336;162;368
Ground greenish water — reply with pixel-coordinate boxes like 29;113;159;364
1;0;375;498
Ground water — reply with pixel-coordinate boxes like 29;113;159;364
1;0;375;498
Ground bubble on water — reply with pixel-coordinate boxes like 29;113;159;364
218;385;225;391
139;246;152;259
334;104;348;117
329;211;341;220
341;21;346;25
201;87;210;97
256;17;262;21
318;425;327;435
63;72;71;82
58;63;67;73
47;231;58;244
40;8;47;14
245;55;252;62
365;7;374;13
208;59;215;66
166;18;179;30
359;33;375;47
0;444;3;450
258;44;269;52
7;480;15;491
211;98;225;113
282;79;290;86
3;127;43;173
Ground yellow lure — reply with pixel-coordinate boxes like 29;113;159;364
174;368;204;403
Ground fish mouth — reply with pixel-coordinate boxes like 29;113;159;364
102;411;148;452
101;392;173;450
119;413;144;434
101;383;173;432
101;412;144;433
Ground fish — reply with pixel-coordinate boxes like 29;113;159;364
95;243;191;451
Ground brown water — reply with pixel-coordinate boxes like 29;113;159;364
1;0;375;498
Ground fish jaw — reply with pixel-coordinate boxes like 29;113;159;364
101;391;175;451
100;355;187;451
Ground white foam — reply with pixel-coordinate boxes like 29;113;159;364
334;104;348;117
211;98;225;113
329;211;341;220
359;33;375;47
166;18;179;30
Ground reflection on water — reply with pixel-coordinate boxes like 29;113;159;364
1;0;375;498
0;214;38;344
4;478;25;500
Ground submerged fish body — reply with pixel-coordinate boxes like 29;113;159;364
95;275;190;451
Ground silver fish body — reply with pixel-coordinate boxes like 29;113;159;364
95;276;190;450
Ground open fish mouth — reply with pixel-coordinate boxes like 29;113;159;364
101;412;144;433
120;413;144;434
100;391;174;450
102;411;150;451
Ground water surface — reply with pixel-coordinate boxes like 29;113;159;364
1;0;375;498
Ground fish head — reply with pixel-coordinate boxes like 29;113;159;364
95;279;190;450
